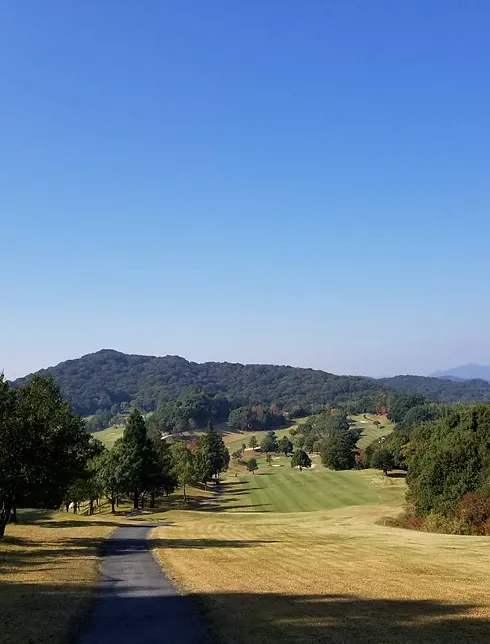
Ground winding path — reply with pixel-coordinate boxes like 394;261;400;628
80;523;208;644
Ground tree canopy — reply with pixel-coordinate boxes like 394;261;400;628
14;349;490;421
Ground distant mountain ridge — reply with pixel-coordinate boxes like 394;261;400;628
430;364;490;383
11;349;490;416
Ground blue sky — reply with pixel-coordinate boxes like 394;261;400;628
1;1;490;379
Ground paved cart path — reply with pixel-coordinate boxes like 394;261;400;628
80;523;208;644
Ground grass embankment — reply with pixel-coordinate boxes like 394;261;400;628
0;510;118;644
153;469;490;643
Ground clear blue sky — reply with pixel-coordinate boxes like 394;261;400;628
1;1;490;380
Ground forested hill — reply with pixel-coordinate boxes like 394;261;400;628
379;375;490;403
12;349;490;416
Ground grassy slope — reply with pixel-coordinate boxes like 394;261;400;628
351;413;395;449
0;510;117;644
91;424;125;447
152;471;490;644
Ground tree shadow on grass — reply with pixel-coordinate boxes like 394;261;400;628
1;582;490;644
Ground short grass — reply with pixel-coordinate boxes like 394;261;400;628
221;457;385;513
91;424;125;447
351;413;394;449
152;471;490;644
0;510;117;644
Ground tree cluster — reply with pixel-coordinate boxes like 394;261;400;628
406;404;490;520
292;410;360;470
149;388;232;434
0;375;95;537
228;404;286;432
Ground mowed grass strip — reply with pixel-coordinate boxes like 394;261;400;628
152;473;490;644
224;459;379;513
0;510;117;644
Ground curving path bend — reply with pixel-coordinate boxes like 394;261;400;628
80;523;208;644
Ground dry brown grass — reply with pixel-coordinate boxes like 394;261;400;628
152;471;490;643
0;510;118;644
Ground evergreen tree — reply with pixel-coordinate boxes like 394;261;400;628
199;422;230;484
291;449;312;470
120;409;160;509
97;444;126;513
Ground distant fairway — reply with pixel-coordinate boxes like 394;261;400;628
351;413;394;449
222;456;379;513
91;424;125;447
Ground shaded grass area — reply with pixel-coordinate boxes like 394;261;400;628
351;414;395;449
2;582;489;644
153;480;490;644
0;510;117;644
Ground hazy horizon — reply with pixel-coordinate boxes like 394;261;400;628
2;2;489;382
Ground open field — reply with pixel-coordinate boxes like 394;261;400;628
0;510;117;644
152;470;490;644
351;413;394;449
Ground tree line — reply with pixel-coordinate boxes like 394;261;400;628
0;375;230;538
15;348;490;419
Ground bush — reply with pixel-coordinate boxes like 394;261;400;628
456;492;490;533
377;513;423;531
421;513;473;535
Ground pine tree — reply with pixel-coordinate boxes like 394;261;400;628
199;422;230;484
120;409;160;509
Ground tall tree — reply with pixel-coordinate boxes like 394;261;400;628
119;409;160;509
171;442;195;501
0;375;92;538
278;436;293;457
198;422;230;484
97;444;126;513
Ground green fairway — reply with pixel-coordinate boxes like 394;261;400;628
350;414;394;449
91;424;125;447
221;456;380;513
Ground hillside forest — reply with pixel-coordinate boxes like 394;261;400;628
12;350;490;431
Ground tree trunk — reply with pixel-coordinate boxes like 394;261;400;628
150;490;155;508
73;502;78;514
116;495;119;508
88;499;94;516
9;506;17;523
110;497;116;514
183;483;187;502
65;502;70;513
0;501;12;538
133;488;139;510
383;469;389;476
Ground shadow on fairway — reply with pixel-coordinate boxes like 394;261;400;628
1;581;490;644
